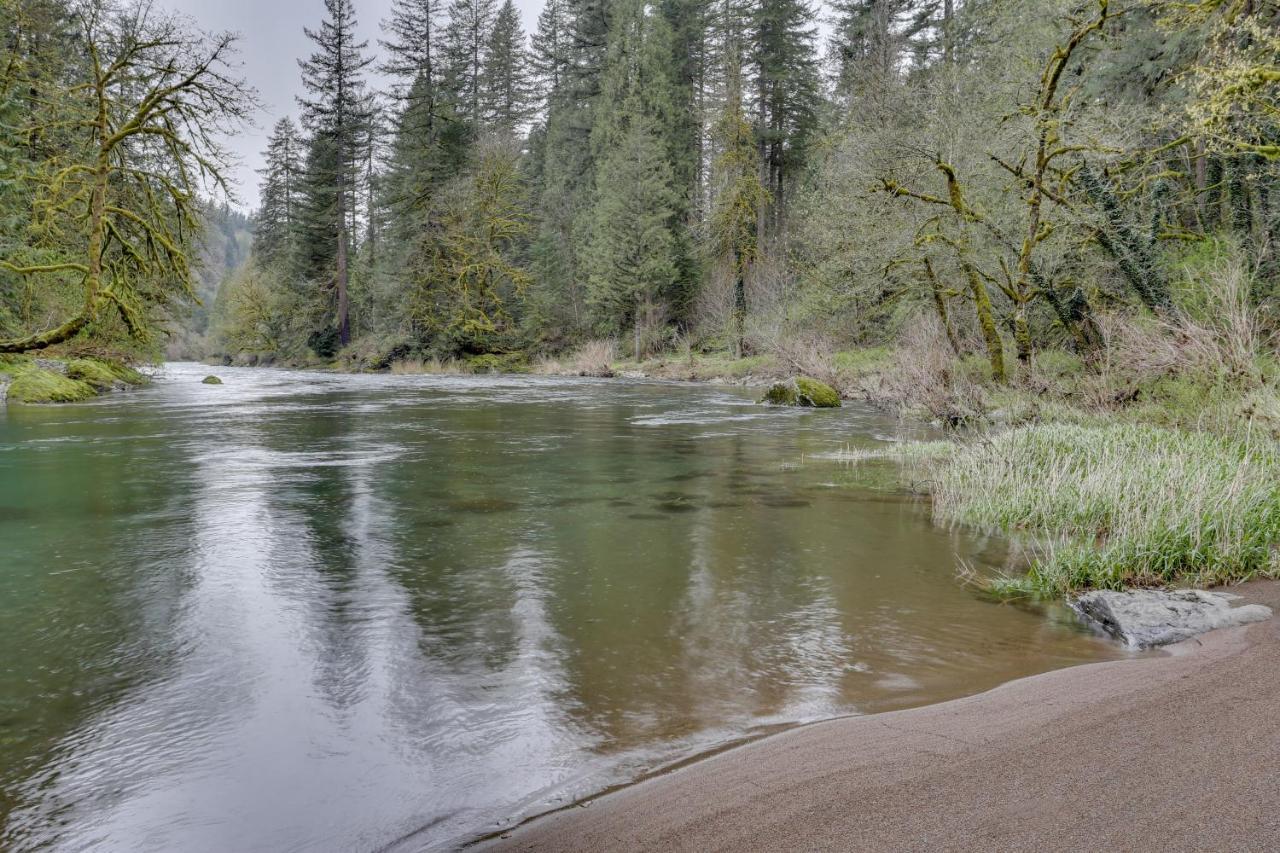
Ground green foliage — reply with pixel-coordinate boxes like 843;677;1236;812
465;352;529;373
0;0;253;356
408;142;531;352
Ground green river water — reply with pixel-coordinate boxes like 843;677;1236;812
0;362;1123;851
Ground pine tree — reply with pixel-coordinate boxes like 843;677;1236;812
255;117;304;268
523;0;613;344
587;115;679;359
298;0;375;348
481;0;533;138
584;0;683;355
381;0;442;102
530;0;568;109
749;0;820;235
444;0;499;129
710;48;768;358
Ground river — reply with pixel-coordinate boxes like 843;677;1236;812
0;362;1122;851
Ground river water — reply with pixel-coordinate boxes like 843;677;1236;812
0;362;1122;851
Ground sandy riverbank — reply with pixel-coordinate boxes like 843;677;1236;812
485;581;1280;852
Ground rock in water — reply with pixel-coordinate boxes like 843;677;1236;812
1072;589;1272;647
760;376;841;408
202;375;223;385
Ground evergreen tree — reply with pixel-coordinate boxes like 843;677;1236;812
381;0;442;103
297;0;375;348
585;0;683;353
750;0;821;235
444;0;499;129
523;0;613;344
255;117;303;268
710;48;768;358
481;0;533;138
587;114;679;358
530;0;568;109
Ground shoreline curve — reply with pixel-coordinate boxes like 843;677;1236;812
483;580;1280;852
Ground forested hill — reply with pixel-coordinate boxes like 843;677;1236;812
2;0;1278;376
168;204;254;360
212;0;1280;373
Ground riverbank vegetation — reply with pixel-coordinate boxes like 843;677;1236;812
0;1;253;362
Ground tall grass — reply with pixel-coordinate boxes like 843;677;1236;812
933;423;1280;596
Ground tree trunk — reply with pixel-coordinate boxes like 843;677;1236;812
336;169;351;347
923;258;962;356
634;298;642;363
963;262;1005;383
1013;302;1032;368
732;260;747;360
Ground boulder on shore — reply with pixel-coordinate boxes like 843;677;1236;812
1072;589;1272;648
760;376;842;408
202;375;223;385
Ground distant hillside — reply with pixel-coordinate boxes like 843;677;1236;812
167;203;253;359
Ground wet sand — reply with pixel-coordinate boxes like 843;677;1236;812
487;581;1280;852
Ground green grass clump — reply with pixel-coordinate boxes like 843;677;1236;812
832;346;893;376
464;352;530;374
0;355;32;376
7;368;97;403
933;423;1280;596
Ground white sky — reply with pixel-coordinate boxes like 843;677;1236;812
165;0;545;211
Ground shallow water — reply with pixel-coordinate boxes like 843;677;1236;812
0;363;1123;851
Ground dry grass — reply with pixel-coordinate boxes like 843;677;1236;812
534;339;618;377
854;315;987;426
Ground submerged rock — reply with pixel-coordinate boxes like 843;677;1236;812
1072;589;1272;648
202;375;223;385
760;376;842;408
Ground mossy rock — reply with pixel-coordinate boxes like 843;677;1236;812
7;368;96;403
66;359;123;390
760;376;842;408
103;360;147;386
202;375;224;385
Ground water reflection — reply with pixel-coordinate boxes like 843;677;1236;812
0;363;1125;851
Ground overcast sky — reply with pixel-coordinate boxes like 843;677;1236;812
165;0;545;211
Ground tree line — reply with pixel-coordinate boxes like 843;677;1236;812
2;0;1278;373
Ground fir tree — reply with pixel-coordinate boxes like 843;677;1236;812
298;0;375;348
750;0;820;235
255;117;303;268
530;0;568;109
444;0;499;129
481;0;533;138
710;48;768;358
585;0;683;354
